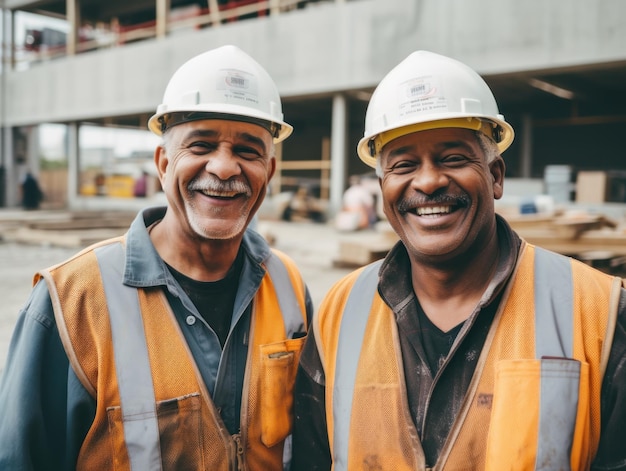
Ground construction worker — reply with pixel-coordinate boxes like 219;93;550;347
0;45;312;470
291;50;626;470
338;174;378;231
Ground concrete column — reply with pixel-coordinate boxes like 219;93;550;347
66;0;80;55
0;9;8;206
269;0;280;15
9;127;36;196
208;0;221;27
156;0;171;38
520;113;533;178
67;122;79;208
0;128;14;206
26;126;40;176
1;7;16;68
329;93;347;217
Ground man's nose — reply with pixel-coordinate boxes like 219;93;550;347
204;145;242;180
410;163;449;195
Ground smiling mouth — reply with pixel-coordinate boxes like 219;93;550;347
198;189;242;199
414;205;453;216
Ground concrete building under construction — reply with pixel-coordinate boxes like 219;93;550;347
1;0;626;215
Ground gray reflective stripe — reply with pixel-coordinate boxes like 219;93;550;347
333;261;381;471
95;243;163;471
533;247;578;470
536;358;580;471
534;246;574;358
265;252;305;337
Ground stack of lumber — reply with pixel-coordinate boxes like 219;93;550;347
0;210;136;248
500;209;626;275
332;221;399;268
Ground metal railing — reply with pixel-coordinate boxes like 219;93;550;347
8;0;333;69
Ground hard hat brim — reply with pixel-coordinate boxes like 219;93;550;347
148;104;293;143
357;113;514;168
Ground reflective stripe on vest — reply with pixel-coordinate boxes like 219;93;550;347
333;249;579;470
533;247;579;470
264;251;305;338
333;260;382;471
95;242;304;470
95;243;163;471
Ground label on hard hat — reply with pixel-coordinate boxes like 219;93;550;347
217;69;260;106
397;76;448;118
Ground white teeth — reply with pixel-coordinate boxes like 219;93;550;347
201;190;237;197
417;206;451;216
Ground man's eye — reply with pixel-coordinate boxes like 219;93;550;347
188;142;216;153
442;154;469;165
234;147;262;159
390;160;416;173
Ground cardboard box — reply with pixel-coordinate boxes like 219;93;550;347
576;171;607;203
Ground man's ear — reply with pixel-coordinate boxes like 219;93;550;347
490;156;506;200
154;145;168;185
267;156;276;181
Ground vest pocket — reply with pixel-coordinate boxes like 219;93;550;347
258;337;306;447
484;358;588;471
107;392;203;471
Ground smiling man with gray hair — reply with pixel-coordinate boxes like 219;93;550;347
0;44;312;471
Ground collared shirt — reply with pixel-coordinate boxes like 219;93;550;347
0;206;313;471
292;215;626;470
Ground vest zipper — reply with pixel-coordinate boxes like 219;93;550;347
236;302;255;470
233;433;245;470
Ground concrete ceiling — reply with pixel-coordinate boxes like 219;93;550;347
487;62;626;117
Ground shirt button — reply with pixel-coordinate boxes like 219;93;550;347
186;315;196;326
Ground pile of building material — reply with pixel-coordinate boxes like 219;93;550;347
332;221;398;268
500;208;626;275
0;210;136;248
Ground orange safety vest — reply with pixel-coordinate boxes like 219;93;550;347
37;235;308;471
315;243;621;471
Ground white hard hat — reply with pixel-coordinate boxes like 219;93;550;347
148;45;293;143
357;50;514;168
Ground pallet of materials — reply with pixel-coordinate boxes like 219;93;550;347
332;221;398;268
502;210;626;275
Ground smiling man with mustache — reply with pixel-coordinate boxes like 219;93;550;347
292;51;626;471
0;45;312;471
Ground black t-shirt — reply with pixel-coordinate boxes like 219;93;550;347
166;253;243;348
417;306;465;377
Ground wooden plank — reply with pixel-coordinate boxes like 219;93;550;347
333;236;396;268
516;228;626;256
29;217;134;230
4;227;127;249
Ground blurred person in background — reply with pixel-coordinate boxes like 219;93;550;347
21;171;44;210
336;174;378;231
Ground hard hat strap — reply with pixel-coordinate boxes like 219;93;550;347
159;111;280;138
370;117;500;157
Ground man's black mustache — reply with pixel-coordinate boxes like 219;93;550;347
397;192;470;213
